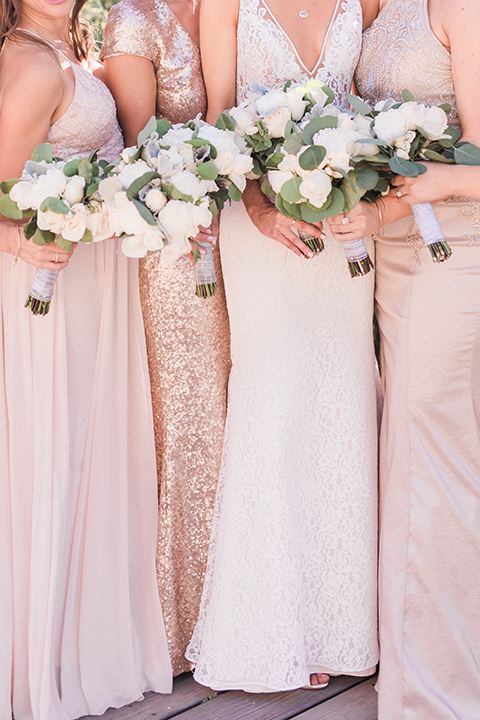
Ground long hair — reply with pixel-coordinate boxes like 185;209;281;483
0;0;94;61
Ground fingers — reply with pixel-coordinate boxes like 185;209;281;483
197;224;218;246
283;218;326;258
19;241;72;270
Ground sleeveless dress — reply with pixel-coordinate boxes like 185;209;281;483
355;1;480;718
0;52;172;720
101;0;231;676
186;0;379;692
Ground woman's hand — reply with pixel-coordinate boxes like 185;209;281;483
1;224;74;270
187;216;219;264
327;201;381;243
243;181;326;258
390;163;456;205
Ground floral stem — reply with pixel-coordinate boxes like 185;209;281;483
297;229;324;255
347;254;374;278
195;282;218;298
427;240;452;263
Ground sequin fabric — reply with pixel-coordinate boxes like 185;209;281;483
355;0;459;128
101;0;231;676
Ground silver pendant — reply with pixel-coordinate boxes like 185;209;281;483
299;10;309;18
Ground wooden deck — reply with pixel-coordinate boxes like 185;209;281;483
81;672;378;720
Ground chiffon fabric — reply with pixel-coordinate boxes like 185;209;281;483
356;0;480;717
101;0;231;675
0;56;172;720
187;0;380;692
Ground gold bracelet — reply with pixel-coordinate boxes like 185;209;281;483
11;225;21;266
372;200;385;241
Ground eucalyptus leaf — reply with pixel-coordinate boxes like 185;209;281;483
324;187;345;217
453;142;480;166
86;181;100;197
215;112;236;132
88;150;99;164
40;197;69;214
354;166;380;191
261;177;274;197
340;174;365;214
0;194;23;220
300;202;325;224
54;235;74;251
298;145;326;171
137;116;157;147
438;103;451;115
388;155;426;177
0;178;20;194
280;176;302;204
283;134;304;155
421;149;453;163
31;227;55;246
170;187;194;203
348;94;373;116
401;88;415;102
31;143;53;163
228;183;242;202
63;159;81;176
126;172;160;200
132;198;157;226
284;119;295;137
252;157;265;176
281;199;302;220
197;160;219;181
265;151;285;169
443;126;461;144
77;159;93;185
24;217;37;240
156;119;173;137
78;229;93;244
302;116;336;144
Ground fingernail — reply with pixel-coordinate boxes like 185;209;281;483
307;251;314;258
208;235;217;245
321;233;327;240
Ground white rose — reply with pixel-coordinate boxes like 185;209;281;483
143;227;165;252
98;176;122;203
144;188;168;213
36;208;68;234
86;209;112;242
148;147;184;177
346;130;380;157
213;151;235;176
61;211;87;242
10;180;43;210
268;169;296;194
170;171;206;201
421;105;448;140
373;108;408;143
311;128;351;175
393;130;416;160
10;168;67;210
302;79;329;108
117;159;152;190
122;234;148;258
398;101;426;131
158;199;212;248
177;143;197;171
254;90;288;116
354;114;374;135
161;127;195;147
285;88;308;121
299;170;332;208
63;175;86;206
232;153;254;176
121;146;139;163
229;105;258;135
263;106;292;138
108;192;151;237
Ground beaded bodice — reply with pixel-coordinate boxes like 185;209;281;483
236;0;363;108
355;0;459;129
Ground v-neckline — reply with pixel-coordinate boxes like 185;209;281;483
161;1;199;50
259;0;341;76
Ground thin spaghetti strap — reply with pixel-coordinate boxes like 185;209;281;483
16;27;72;69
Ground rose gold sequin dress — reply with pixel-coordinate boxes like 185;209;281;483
0;52;172;720
356;1;480;717
101;0;231;676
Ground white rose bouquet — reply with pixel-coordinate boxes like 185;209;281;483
0;143;114;315
348;89;478;263
107;116;253;298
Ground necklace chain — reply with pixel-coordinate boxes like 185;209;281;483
290;0;316;19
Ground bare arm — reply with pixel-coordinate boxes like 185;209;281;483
0;46;73;268
103;55;157;147
200;0;238;124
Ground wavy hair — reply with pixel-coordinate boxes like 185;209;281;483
0;0;94;61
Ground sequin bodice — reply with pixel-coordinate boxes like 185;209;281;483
236;0;362;108
355;0;459;129
100;0;206;123
47;63;123;162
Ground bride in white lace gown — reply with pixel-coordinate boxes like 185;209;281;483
186;0;380;692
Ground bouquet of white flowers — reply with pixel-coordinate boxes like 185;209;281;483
106;116;253;297
349;90;469;262
0;143;113;314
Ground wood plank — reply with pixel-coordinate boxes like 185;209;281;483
79;673;219;720
169;674;372;720
295;679;377;720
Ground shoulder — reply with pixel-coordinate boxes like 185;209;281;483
201;0;239;24
360;0;380;30
101;0;165;59
105;0;161;27
0;39;63;107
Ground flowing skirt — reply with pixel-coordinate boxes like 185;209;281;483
0;240;172;720
375;201;480;720
187;202;380;692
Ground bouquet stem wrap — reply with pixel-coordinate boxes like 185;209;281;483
341;238;374;278
296;229;324;255
195;241;218;298
25;268;59;315
412;202;452;262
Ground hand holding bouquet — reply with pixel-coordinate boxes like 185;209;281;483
0;143;113;314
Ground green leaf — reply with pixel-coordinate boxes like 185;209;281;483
438;103;451;115
401;88;415;102
40;197;69;214
265;151;285;169
282;198;302;220
274;193;295;220
86;181;100;197
302;116;336;144
132;198;157;226
324;187;345;217
252;157;265;176
261;177;274;197
284;119;295;137
283;79;293;91
137;116;157;147
63;159;81;176
126;171;160;200
299;202;325;224
443;125;461;144
388;155;425;177
31;227;55;246
24;217;37;240
228;183;242;202
78;229;93;244
88;149;99;164
55;235;74;251
193;241;201;262
453;141;480;166
283;134;304;155
348;94;373;116
298;145;326;171
421;149;453;163
0;194;23;220
77;159;93;185
197;160;219;180
215;112;236;132
354;166;380;191
156;119;173;138
280;176;303;204
31;143;53;163
170;187;194;202
0;178;20;194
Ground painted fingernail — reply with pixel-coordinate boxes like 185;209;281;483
307;251;314;258
321;233;327;240
208;235;217;244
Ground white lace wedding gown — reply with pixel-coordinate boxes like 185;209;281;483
186;0;379;692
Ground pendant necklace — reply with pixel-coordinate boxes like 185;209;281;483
290;0;316;19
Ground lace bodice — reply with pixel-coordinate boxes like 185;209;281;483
48;63;124;162
355;0;459;129
236;0;362;107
